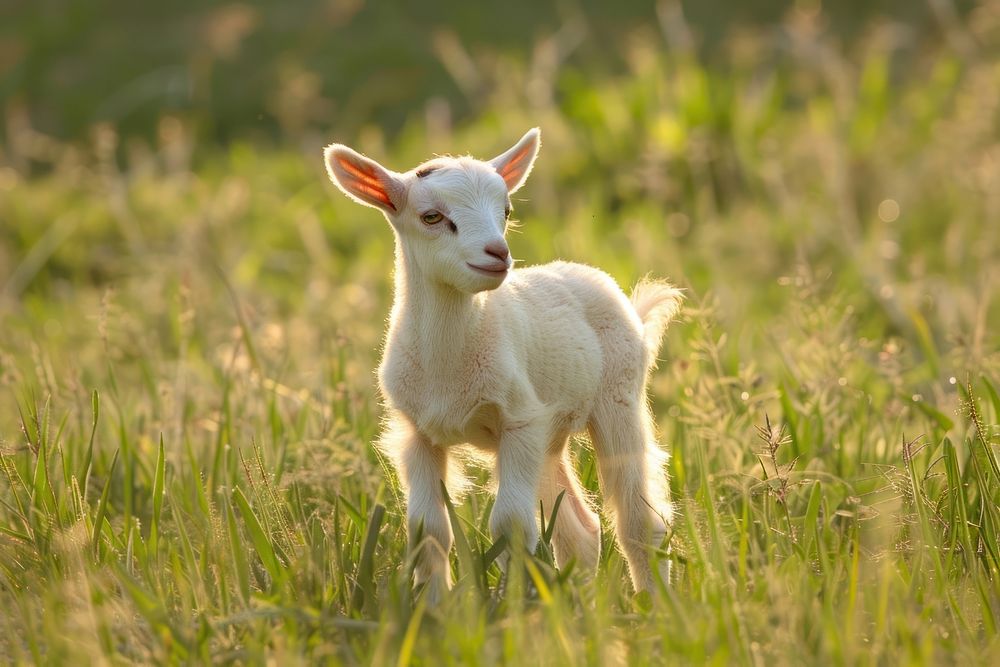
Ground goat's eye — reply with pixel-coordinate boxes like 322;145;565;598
504;205;512;220
421;211;444;225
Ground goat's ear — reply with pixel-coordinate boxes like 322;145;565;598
324;144;405;214
489;127;541;194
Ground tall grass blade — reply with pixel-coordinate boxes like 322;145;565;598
441;481;482;592
351;503;385;613
92;448;119;558
233;486;284;587
149;434;166;554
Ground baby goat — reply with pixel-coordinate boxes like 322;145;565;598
324;128;681;600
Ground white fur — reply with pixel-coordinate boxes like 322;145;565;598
324;128;682;600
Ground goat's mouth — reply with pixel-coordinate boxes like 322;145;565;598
466;262;509;278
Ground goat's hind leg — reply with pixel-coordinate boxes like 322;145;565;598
589;399;673;593
538;446;601;574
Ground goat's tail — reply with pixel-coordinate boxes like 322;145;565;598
630;278;684;371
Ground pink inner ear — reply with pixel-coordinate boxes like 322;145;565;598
353;181;395;210
497;143;534;187
337;155;397;211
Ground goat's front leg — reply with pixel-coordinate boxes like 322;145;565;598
393;421;453;602
490;417;548;560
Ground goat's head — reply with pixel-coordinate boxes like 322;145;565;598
325;128;540;293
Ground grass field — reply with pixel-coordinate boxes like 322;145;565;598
2;3;1000;664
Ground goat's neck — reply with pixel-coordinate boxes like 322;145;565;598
390;240;483;374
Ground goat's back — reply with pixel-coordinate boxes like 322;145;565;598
487;261;648;411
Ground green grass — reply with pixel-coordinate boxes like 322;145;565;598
1;10;1000;664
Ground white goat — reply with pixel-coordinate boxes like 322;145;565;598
324;128;681;600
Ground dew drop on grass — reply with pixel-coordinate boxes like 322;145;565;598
878;198;900;222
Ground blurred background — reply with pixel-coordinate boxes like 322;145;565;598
0;0;985;146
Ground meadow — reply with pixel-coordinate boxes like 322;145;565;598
1;1;999;664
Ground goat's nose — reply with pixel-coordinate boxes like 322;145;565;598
484;241;510;263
